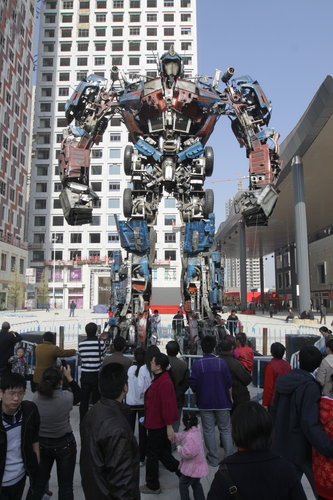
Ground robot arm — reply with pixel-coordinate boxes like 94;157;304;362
59;74;120;225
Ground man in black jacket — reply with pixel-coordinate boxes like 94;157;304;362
166;340;189;432
273;345;333;495
80;363;140;500
0;373;40;499
0;322;22;376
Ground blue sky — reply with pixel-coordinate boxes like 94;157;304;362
197;0;333;227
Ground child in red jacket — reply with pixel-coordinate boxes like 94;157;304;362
234;332;254;373
263;342;291;414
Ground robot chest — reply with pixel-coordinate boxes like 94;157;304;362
141;89;201;120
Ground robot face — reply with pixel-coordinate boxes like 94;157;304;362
164;61;180;77
160;49;183;83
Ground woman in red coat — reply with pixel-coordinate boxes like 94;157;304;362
140;353;179;495
312;396;333;500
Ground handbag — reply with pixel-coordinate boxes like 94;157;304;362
217;463;242;499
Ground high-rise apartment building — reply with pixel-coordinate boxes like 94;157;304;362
224;194;261;292
28;0;197;309
0;0;35;308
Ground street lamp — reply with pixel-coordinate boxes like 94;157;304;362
52;235;56;309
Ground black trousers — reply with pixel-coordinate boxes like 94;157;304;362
0;476;27;500
145;427;179;491
127;406;147;463
80;371;100;422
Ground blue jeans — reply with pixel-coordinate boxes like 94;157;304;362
33;433;76;500
179;474;205;500
200;409;235;466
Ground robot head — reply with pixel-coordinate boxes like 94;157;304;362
160;46;183;86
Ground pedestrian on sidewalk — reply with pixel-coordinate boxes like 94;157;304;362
320;303;327;325
69;301;76;317
226;310;239;336
234;332;254;373
170;412;208;500
78;322;106;422
262;342;291;416
166;340;189;432
0;322;22;377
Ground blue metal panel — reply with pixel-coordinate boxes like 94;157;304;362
183;214;215;253
117;220;150;253
135;139;163;161
177;141;205;162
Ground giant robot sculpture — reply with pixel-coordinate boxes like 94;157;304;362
59;49;281;345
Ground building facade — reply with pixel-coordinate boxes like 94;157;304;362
28;0;197;308
0;0;35;308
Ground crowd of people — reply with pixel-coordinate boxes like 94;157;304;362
1;314;333;500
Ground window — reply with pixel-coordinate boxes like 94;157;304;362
79;15;89;23
44;14;56;23
36;183;48;193
89;250;100;259
95;28;106;36
41;88;52;97
96;13;106;22
90;233;101;243
54;183;62;192
147;13;157;21
42;72;53;82
91;182;102;192
78;29;89;37
96;0;106;6
113;0;124;7
111;42;123;51
0;254;6;271
76;72;87;81
108;198;120;209
181;41;191;50
91;216;101;226
53;199;61;209
77;42;89;51
61;28;72;37
0;180;6;196
110;133;121;142
77;57;88;66
152;268;157;280
109;149;121;158
181;13;191;21
71;233;82;243
91;165;102;175
112;27;123;36
93;199;102;208
113;13;123;22
33;233;45;244
62;13;72;22
60;57;70;66
94;57;105;66
108;232;119;242
57;118;68;127
129;41;140;51
165;232;176;243
183;56;192;65
34;216;46;226
318;263;327;284
59;73;70;81
181;27;191;35
130;13;140;22
95;42;106;51
164;0;173;5
58;87;69;96
52;233;64;244
35;199;47;209
147;28;157;36
43;42;54;53
43;58;54;67
147;41;157;51
70;250;82;260
129;27;140;36
164;215;176;225
112;56;122;65
2;135;9;151
63;1;74;7
53;216;64;226
165;267;176;280
130;0;140;6
51;250;63;260
164;27;174;36
164;198;176;208
109;164;121;175
108;215;117;225
147;0;157;6
181;0;191;6
164;13;174;21
32;251;44;262
40;102;51;113
92;149;103;159
109;182;120;191
44;29;55;38
129;57;140;66
79;0;90;6
36;165;48;176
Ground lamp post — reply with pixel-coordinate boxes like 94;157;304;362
52;235;56;309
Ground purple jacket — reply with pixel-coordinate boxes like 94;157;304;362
189;354;232;410
173;426;208;478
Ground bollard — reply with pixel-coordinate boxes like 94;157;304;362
59;326;65;349
263;327;268;355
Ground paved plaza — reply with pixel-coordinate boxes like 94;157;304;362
8;307;327;499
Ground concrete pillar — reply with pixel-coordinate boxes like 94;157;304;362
292;156;311;314
239;219;247;311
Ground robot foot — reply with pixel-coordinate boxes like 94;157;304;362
59;183;99;225
233;185;279;227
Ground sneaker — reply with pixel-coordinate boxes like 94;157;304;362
140;485;161;495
